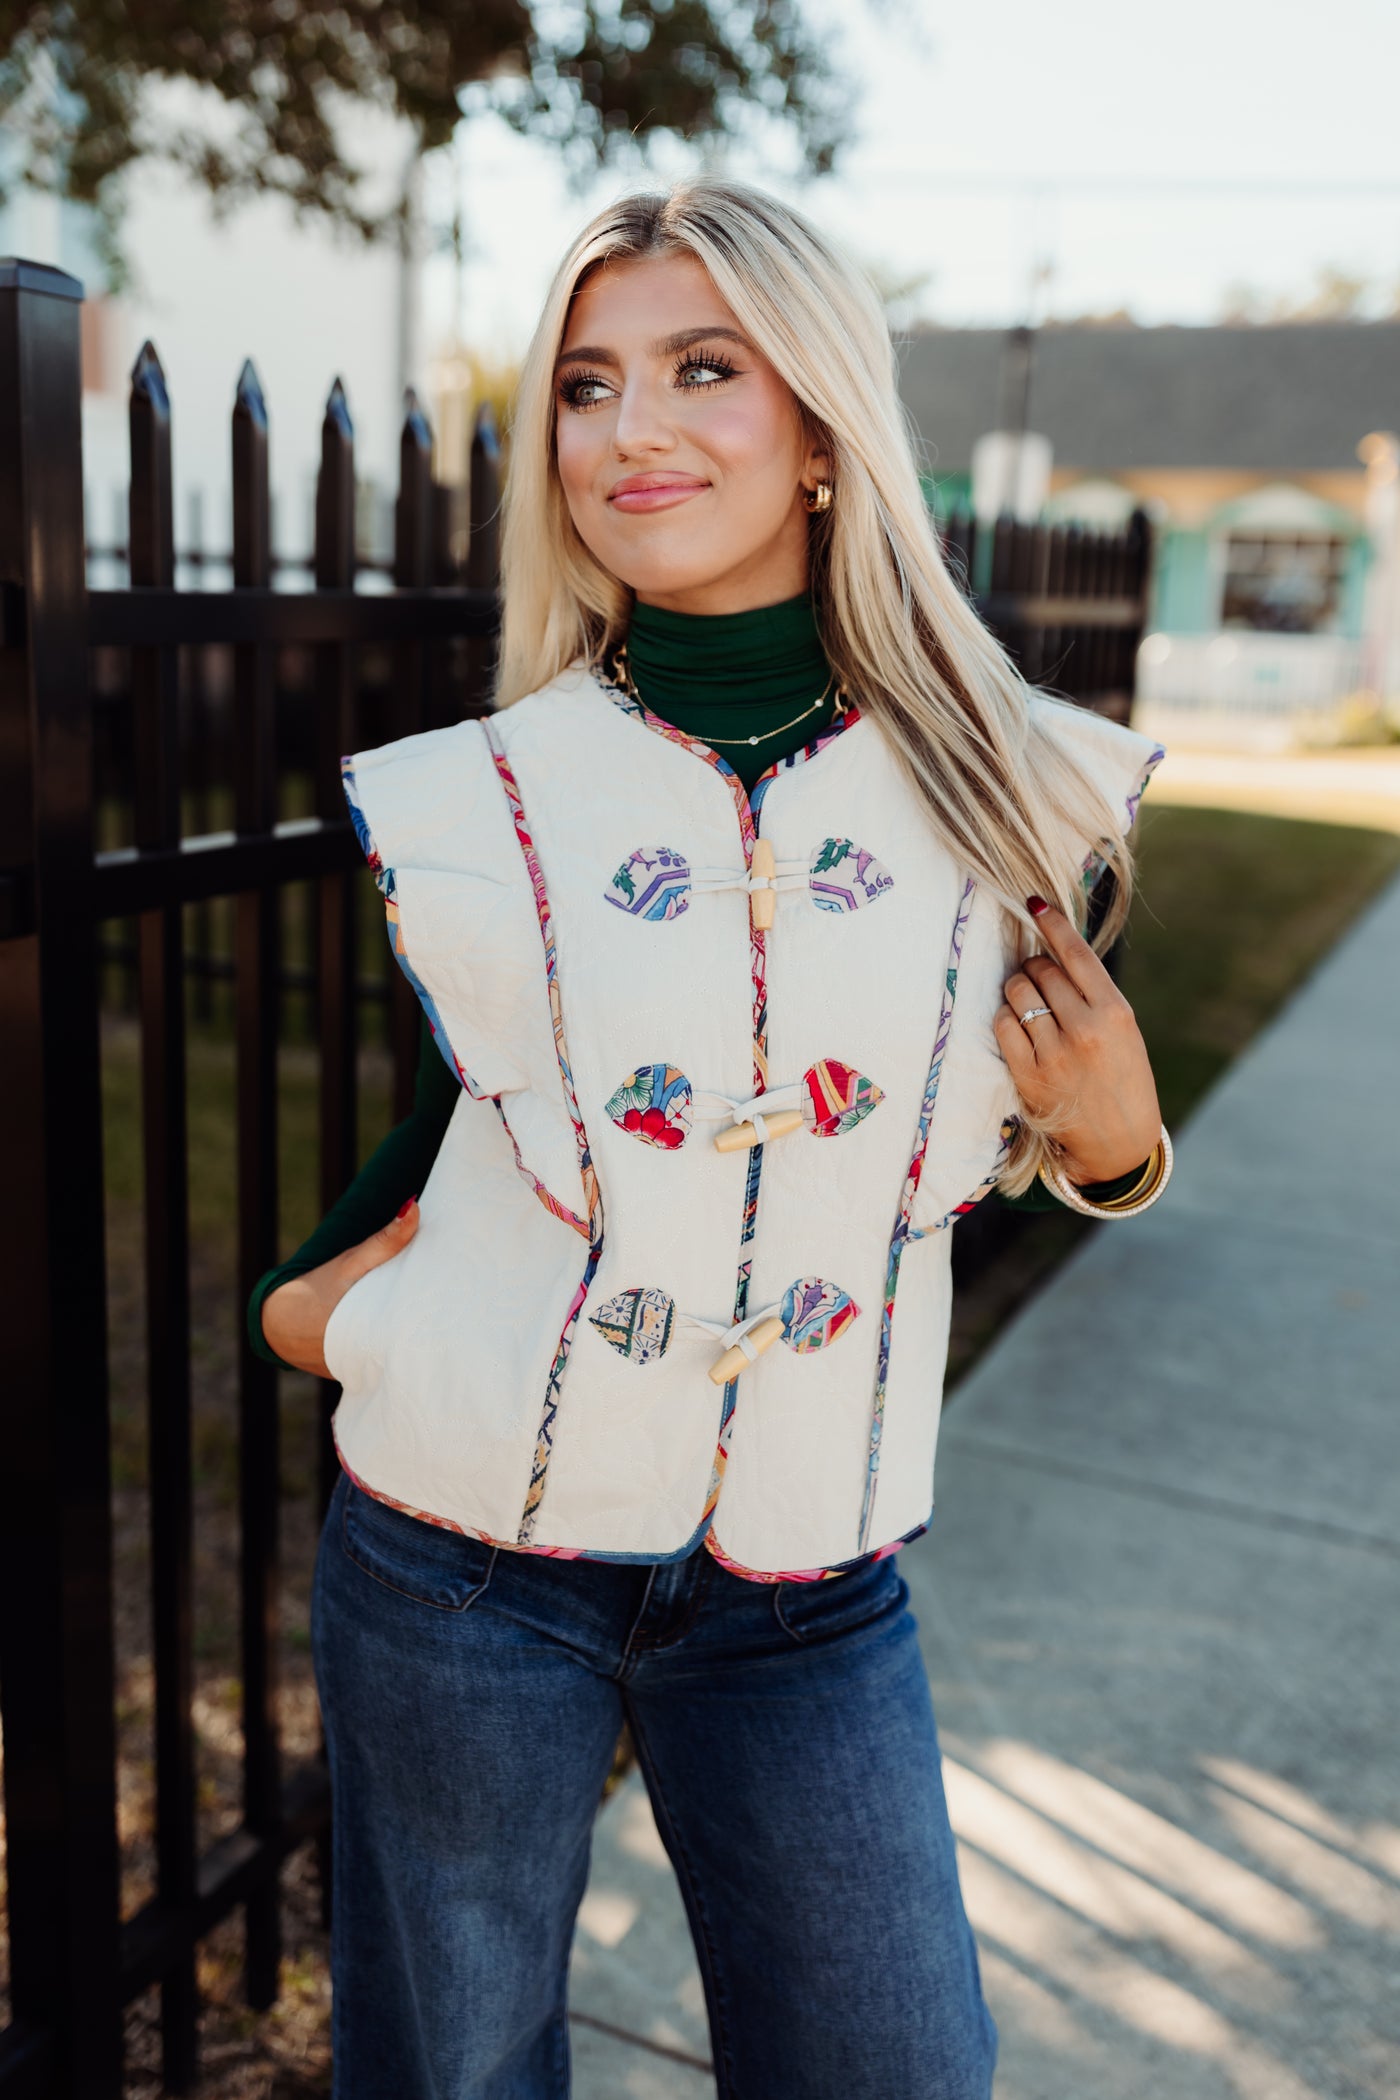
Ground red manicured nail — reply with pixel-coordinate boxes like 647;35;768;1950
396;1195;418;1218
1026;895;1049;916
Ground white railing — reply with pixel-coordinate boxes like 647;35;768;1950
1133;632;1371;749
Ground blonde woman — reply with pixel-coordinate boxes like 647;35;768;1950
253;178;1168;2099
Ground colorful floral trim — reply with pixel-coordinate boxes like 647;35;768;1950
908;1117;1020;1239
705;1516;930;1587
1081;744;1166;892
858;874;977;1554
333;1428;589;1561
491;1109;590;1239
342;756;472;1093
340;753;590;1241
480;718;606;1546
337;1426;926;1583
341;756;395;899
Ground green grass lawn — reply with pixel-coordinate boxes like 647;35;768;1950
945;803;1400;1382
1119;803;1400;1130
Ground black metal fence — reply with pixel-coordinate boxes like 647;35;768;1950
0;257;498;2100
942;504;1153;724
0;256;1150;2100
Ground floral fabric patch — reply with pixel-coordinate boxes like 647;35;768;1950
589;1288;677;1365
605;1063;692;1149
605;846;692;920
801;1058;884;1137
809;837;894;913
781;1277;861;1353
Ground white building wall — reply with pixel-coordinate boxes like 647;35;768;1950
1;150;407;564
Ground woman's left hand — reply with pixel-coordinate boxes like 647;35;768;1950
993;898;1161;1186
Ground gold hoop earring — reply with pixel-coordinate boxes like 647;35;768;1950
804;481;834;514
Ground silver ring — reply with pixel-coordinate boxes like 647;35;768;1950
1018;1005;1053;1029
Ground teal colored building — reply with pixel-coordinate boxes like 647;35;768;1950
900;321;1397;705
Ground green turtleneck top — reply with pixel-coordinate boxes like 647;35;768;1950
625;591;838;790
246;592;1141;1368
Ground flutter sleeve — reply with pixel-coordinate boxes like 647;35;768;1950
1027;692;1164;892
340;717;591;1229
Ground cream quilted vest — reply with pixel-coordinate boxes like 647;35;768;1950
323;664;1162;1582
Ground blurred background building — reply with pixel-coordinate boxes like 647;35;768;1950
901;319;1400;743
0;170;406;571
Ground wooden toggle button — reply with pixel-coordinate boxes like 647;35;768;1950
708;1314;785;1386
750;837;776;930
713;1108;804;1153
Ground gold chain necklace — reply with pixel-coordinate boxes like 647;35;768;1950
611;644;847;748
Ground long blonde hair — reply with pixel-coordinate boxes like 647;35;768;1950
497;177;1135;1194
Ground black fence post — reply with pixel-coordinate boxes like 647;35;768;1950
465;403;501;711
231;358;284;2011
312;379;360;1520
185;487;217;1024
0;260;124;2100
387;392;434;1114
309;376;360;1929
1123;506;1155;717
940;507;978;600
393;388;433;604
128;340;201;2092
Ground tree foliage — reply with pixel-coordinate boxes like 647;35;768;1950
0;1;842;282
1219;265;1400;327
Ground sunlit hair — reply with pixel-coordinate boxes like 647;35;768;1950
497;177;1138;1193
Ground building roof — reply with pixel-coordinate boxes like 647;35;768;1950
897;322;1400;477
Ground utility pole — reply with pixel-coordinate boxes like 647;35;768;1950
396;141;425;415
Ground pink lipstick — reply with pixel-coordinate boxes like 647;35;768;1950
607;474;709;513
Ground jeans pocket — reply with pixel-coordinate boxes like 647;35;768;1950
773;1551;907;1647
340;1477;497;1612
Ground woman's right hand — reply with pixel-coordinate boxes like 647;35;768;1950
260;1196;421;1379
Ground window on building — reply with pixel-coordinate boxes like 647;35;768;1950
1220;534;1349;635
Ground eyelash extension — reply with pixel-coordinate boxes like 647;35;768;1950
556;347;740;412
557;368;613;411
673;347;737;386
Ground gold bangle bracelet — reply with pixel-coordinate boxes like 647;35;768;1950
1090;1152;1160;1209
1043;1149;1159;1211
1037;1126;1174;1220
1095;1153;1165;1210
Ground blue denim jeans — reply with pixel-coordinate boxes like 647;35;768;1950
312;1468;997;2099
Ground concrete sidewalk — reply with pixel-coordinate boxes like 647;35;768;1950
567;871;1400;2099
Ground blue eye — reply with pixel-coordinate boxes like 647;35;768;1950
557;349;739;410
674;350;737;388
558;370;613;410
